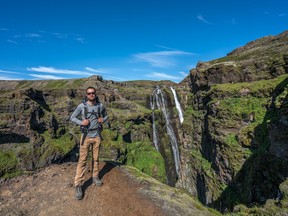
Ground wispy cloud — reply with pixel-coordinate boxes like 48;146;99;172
25;33;41;38
0;69;21;74
179;71;188;77
197;14;213;24
0;76;20;80
0;69;22;80
279;13;287;17
146;72;182;81
134;50;194;68
7;39;18;44
75;37;85;43
50;32;86;43
5;31;86;44
0;28;9;31
154;44;176;50
29;74;65;80
27;66;94;76
85;67;109;74
51;32;68;39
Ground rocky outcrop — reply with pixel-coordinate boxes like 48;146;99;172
190;31;288;93
174;31;288;215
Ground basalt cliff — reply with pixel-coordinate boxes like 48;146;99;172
1;30;288;215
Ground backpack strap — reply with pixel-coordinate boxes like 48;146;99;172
82;99;88;119
98;104;102;118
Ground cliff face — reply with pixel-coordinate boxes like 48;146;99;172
0;77;173;183
175;30;288;214
1;31;288;215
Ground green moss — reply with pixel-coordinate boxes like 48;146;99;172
211;74;288;96
0;149;19;178
44;80;69;89
35;130;76;166
191;149;214;179
126;142;167;183
224;133;238;147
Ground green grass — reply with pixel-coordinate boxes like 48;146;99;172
0;149;19;178
41;129;76;155
45;80;69;89
126;142;167;183
190;149;214;179
211;74;288;96
224;133;238;147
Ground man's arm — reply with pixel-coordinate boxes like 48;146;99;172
70;104;84;125
98;104;109;124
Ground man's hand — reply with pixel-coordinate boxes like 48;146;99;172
98;117;103;124
82;119;90;126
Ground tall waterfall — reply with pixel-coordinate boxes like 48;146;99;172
170;87;184;124
151;86;180;176
150;95;159;151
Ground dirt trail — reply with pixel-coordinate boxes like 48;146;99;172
0;162;166;216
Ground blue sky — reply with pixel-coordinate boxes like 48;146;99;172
0;0;287;83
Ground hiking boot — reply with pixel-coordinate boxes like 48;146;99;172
93;176;103;187
75;185;83;200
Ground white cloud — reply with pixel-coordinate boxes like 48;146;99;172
179;71;188;77
27;66;94;76
154;44;175;50
146;72;182;81
0;69;21;74
85;67;108;74
197;14;213;24
7;39;18;44
25;33;41;38
52;32;68;39
279;13;287;17
134;50;194;68
0;76;20;80
29;74;65;80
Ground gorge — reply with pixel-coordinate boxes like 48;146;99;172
1;30;288;215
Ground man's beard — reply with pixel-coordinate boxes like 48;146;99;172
87;97;96;102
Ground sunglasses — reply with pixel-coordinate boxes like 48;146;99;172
87;92;96;95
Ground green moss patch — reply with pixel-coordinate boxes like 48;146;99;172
126;142;167;183
0;149;19;178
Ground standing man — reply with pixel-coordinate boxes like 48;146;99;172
70;86;108;200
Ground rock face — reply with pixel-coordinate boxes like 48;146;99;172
0;78;173;183
1;31;288;215
174;30;288;214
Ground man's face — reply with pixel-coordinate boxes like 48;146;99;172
86;89;96;100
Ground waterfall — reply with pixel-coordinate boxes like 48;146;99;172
151;86;180;176
150;95;159;151
170;87;184;124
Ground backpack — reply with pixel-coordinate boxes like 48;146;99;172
80;96;103;133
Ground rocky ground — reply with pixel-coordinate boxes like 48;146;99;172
0;162;218;216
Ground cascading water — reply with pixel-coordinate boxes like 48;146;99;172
150;95;159;151
170;86;184;124
151;86;180;176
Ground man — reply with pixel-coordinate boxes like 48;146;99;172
70;86;108;200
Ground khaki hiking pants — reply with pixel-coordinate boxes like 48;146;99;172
74;136;101;186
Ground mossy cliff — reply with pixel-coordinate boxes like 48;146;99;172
0;77;171;183
175;31;288;215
